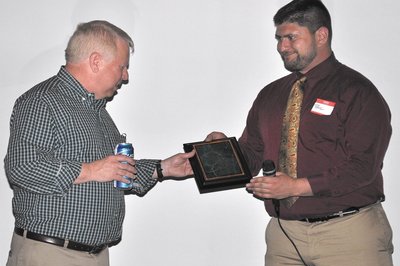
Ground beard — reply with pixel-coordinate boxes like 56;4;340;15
280;43;317;72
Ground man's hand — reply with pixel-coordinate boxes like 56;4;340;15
245;172;313;199
75;155;136;184
159;150;196;178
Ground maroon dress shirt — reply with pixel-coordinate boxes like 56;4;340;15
239;54;392;220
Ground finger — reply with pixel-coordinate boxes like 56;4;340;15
117;166;136;178
115;175;131;183
121;166;136;177
118;161;136;172
249;179;263;185
183;150;196;158
250;185;271;195
253;191;270;199
115;154;135;164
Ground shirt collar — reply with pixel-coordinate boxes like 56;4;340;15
57;66;107;109
301;53;338;83
289;53;339;91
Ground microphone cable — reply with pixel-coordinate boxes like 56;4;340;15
263;160;308;266
273;200;308;266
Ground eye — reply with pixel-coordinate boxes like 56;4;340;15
275;34;297;43
287;34;296;41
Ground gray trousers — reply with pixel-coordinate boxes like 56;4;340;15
265;202;393;266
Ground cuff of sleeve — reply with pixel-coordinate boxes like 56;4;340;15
307;172;335;197
127;159;159;196
57;160;82;193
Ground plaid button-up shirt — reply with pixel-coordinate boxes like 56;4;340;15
4;67;158;245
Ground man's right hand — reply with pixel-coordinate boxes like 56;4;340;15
74;155;136;184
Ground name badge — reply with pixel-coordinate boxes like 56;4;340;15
311;98;336;116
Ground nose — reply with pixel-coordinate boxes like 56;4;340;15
277;39;291;53
122;68;129;82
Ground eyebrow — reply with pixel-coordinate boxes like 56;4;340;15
275;32;297;40
275;33;289;40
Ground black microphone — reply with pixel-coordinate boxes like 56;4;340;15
263;160;276;177
262;160;280;216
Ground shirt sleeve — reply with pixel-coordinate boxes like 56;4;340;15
4;95;82;196
125;159;158;196
308;83;392;197
238;94;265;176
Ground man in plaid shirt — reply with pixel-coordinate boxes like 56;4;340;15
4;20;194;266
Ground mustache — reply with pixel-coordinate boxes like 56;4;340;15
280;51;295;57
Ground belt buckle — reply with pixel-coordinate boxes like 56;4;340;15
339;207;359;216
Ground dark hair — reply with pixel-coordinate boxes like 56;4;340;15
273;0;332;44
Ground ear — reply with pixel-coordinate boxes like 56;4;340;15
315;27;329;47
89;52;102;73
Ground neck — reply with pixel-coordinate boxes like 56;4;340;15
65;63;95;95
300;48;332;74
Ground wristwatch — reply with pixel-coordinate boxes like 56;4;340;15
156;160;164;181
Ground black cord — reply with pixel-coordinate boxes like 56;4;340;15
273;200;308;266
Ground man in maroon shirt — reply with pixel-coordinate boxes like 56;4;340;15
207;0;393;265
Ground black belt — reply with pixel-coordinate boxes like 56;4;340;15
300;207;360;223
14;227;120;254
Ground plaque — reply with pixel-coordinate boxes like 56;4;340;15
183;137;252;193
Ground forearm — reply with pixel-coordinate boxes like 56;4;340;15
239;144;263;176
293;177;313;197
5;158;81;195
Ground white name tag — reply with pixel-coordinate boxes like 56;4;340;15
311;98;336;116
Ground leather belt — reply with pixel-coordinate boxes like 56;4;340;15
300;207;360;223
14;227;120;254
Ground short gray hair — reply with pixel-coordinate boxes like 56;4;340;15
65;20;134;63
